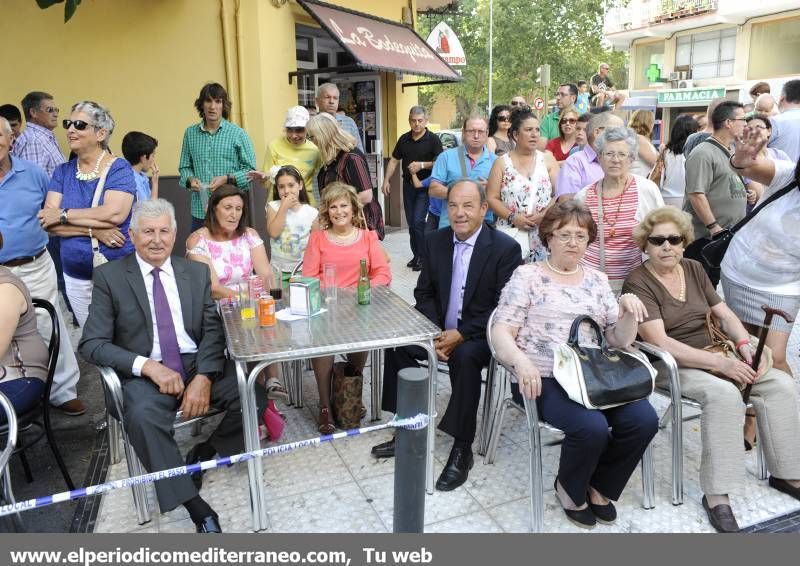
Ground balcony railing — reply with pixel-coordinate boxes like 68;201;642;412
605;0;718;34
650;0;717;24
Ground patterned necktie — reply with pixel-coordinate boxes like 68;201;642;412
151;267;186;380
444;241;469;330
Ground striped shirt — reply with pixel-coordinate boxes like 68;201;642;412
580;177;642;282
178;119;257;219
11;123;65;177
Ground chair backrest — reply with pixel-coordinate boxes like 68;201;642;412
31;299;60;403
486;307;516;380
0;390;18;473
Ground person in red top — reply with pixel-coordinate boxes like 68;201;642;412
545;106;579;162
302;182;391;433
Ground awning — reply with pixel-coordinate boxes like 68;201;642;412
294;0;461;88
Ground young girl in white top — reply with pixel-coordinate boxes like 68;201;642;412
266;165;319;284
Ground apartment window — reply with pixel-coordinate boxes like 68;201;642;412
633;41;665;89
748;17;800;78
676;28;736;80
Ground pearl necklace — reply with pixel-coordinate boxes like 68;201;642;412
646;261;686;302
545;258;580;276
75;151;106;181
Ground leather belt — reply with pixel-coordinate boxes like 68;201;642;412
0;248;47;267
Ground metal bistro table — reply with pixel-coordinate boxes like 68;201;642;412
221;286;441;532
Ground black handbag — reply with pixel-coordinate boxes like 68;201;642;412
552;316;656;409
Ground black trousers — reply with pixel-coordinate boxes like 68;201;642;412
121;359;244;511
381;340;491;444
684;237;720;287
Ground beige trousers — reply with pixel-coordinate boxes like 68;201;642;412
657;366;800;495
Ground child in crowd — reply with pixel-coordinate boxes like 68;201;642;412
121;131;159;201
576;80;590;115
568;113;591;157
266;165;319;285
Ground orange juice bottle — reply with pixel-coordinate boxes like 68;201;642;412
258;294;276;327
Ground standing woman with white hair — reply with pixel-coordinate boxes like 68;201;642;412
575;126;664;292
37;101;136;326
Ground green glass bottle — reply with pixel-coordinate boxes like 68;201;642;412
357;258;371;305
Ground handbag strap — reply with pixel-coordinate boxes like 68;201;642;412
90;158;117;250
596;184;606;273
567;315;607;351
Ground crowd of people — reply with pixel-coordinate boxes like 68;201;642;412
1;72;799;534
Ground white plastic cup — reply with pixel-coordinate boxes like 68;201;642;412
323;263;337;303
198;182;210;213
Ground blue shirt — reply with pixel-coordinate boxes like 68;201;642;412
133;170;151;202
0;157;50;262
576;93;590;115
49;159;137;280
430;145;496;227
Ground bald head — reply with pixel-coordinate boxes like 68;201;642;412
587;111;624;148
0;116;11;135
754;93;778;116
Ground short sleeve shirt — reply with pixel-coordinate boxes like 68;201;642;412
591;74;614;93
187;228;263;287
390;129;443;183
622;259;722;350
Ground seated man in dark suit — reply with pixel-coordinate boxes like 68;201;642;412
372;179;522;491
79;199;242;533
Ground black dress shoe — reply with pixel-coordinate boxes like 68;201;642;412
588;500;617;524
195;514;222;533
406;258;417;268
435;446;473;491
769;477;800;501
411;258;423;272
371;437;395;458
702;495;739;533
185;445;205;491
554;478;595;529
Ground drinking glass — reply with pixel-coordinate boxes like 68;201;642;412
323;263;337;303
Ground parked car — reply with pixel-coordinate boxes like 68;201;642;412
436;129;462;149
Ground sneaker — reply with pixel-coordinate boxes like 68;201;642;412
52;398;87;416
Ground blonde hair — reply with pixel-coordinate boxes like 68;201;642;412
628;109;655;137
306;114;357;164
318;182;367;230
558;105;580;141
632;206;695;251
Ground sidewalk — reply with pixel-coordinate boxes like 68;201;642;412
92;228;800;533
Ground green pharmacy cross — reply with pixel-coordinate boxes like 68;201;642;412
646;64;662;83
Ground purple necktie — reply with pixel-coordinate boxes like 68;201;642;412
151;268;186;380
445;241;469;330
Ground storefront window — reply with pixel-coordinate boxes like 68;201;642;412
748;16;800;79
676;27;736;80
633;41;665;89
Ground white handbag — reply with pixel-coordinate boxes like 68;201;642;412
89;159;117;268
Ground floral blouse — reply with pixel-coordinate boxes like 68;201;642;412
188;228;263;287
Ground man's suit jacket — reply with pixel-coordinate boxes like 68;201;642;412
414;225;522;341
79;254;225;381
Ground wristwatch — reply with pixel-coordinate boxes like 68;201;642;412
705;221;719;230
507;212;517;225
59;209;70;225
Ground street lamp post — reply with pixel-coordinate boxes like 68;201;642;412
488;0;493;110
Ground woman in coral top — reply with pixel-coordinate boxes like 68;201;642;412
302;182;391;433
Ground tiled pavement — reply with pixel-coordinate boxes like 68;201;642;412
91;228;800;533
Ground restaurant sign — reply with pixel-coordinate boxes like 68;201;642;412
426;22;466;66
657;87;726;107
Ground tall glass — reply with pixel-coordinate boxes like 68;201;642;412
239;280;255;320
323;263;337;303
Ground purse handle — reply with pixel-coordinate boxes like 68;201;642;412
567;315;610;355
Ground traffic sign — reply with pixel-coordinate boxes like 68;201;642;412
533;97;545;110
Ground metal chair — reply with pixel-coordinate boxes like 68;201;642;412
0;388;24;531
0;298;74;490
634;341;768;506
482;309;656;532
98;366;223;525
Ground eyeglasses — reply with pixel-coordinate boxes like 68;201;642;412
555;91;571;98
497;115;511;122
560;118;578;125
40;106;59;114
464;129;487;136
552;232;589;244
62;119;95;131
601;151;631;161
729;117;747;122
510;101;524;106
647;235;684;246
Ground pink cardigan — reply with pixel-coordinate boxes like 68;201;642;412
302;229;391;288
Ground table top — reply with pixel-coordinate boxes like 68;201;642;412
221;286;441;362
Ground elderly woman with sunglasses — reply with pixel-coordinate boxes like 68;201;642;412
574;126;664;293
545;106;580;162
487;105;515;156
37;101;136;327
622;206;800;533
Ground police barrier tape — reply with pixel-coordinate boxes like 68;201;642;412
0;413;430;517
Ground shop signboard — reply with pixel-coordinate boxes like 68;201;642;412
425;22;466;66
657;87;726;107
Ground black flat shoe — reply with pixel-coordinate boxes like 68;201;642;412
371;437;395;458
195;514;222;533
406;258;417;268
185;445;205;491
588;500;617;524
554;478;595;529
435;446;473;491
411;258;423;272
769;477;800;502
702;496;739;533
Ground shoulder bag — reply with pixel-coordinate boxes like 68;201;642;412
702;311;772;395
90;158;118;268
552;315;656;410
648;148;665;187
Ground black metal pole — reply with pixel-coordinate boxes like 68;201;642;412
393;366;429;533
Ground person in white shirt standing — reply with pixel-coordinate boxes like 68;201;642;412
768;79;800;162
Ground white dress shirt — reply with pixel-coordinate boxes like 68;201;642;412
132;254;198;376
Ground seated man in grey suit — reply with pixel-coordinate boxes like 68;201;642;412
79;199;242;533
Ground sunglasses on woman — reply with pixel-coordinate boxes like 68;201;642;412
560;118;577;125
497;115;511;122
647;235;684;246
62;119;95;131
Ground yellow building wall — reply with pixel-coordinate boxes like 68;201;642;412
0;0;420;174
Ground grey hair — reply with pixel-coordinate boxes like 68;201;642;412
587;110;622;137
0;117;11;135
409;105;426;117
316;82;339;97
130;198;177;232
595;126;639;157
447;178;486;204
71;101;115;149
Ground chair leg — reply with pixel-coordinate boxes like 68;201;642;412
281;362;295;406
483;367;509;465
1;469;24;532
43;417;75;491
755;426;768;480
658;402;673;429
670;395;684;506
478;362;497;456
122;438;152;525
641;444;656;509
16;450;33;484
107;416;121;465
523;397;544;533
293;360;304;408
369;349;383;421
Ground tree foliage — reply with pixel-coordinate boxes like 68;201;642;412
418;0;627;124
35;0;82;23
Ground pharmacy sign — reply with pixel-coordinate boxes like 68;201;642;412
657;87;726;107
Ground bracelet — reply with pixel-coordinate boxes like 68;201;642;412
618;293;638;303
729;154;746;171
705;221;719;230
735;338;750;349
88;227;93;238
507;212;517;225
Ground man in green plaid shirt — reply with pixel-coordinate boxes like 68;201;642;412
179;83;257;230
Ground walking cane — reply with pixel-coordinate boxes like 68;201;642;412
742;305;794;403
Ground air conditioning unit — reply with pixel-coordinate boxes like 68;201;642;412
678;79;694;89
668;71;680;81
